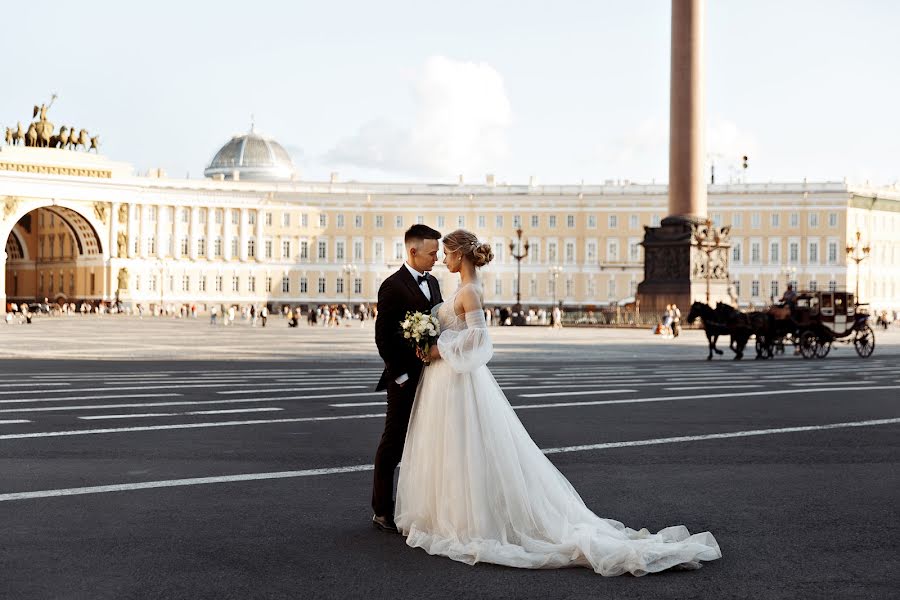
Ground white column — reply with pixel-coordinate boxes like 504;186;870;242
172;206;183;259
155;205;165;259
127;203;136;259
206;207;216;261
109;202;119;258
189;206;198;261
239;208;249;261
223;209;232;261
255;208;264;262
0;251;6;314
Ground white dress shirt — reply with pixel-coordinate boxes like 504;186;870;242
396;263;431;385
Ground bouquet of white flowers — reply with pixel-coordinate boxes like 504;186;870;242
401;310;441;364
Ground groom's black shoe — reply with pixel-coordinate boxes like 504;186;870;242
372;514;399;533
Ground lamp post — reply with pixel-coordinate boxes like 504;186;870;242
342;263;358;308
509;228;529;325
154;259;165;316
691;218;730;304
845;230;870;303
549;265;564;309
780;265;797;301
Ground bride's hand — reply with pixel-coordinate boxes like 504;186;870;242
428;345;441;361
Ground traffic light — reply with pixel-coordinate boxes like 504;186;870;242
742;155;749;169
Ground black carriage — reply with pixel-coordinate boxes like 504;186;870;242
761;291;875;359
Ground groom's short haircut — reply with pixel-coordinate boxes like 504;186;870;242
404;224;441;247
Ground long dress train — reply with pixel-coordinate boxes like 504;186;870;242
395;284;721;576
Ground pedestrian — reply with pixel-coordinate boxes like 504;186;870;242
210;305;218;325
261;305;268;327
250;305;257;327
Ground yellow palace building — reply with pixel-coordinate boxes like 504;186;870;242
2;129;899;314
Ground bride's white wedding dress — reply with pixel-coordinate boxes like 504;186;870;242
395;283;721;576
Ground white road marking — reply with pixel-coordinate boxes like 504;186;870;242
79;407;284;420
0;393;182;405
216;386;366;395
0;413;388;440
0;420;31;424
664;385;763;391
330;402;387;407
2;417;897;502
518;384;900;399
0;383;70;388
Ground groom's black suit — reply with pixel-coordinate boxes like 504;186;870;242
372;265;442;517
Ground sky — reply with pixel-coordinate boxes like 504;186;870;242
2;0;898;186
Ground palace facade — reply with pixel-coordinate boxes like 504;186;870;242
2;131;899;314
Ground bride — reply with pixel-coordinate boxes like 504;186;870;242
394;229;721;576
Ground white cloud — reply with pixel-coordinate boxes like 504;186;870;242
325;56;512;178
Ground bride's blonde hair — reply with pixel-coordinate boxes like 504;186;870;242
442;229;494;268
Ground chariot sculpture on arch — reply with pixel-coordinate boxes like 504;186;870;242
4;95;99;153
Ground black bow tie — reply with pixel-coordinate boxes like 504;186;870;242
417;274;429;285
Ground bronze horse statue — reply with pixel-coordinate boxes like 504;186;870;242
686;301;752;360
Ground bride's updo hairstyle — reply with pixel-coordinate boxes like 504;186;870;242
443;229;494;268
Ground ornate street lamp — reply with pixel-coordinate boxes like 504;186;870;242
692;218;730;304
845;230;870;303
509;228;529;325
342;263;358;307
548;264;564;309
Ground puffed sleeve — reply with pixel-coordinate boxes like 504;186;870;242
436;309;494;373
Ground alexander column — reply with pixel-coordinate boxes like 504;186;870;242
637;0;730;313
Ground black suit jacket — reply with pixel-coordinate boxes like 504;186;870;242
375;266;443;391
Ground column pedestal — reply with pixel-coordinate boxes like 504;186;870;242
636;216;730;314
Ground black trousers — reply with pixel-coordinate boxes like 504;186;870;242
371;379;417;517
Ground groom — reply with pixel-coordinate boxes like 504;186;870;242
371;224;443;532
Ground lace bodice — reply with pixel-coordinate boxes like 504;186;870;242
433;283;483;332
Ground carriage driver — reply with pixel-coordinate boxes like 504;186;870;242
780;283;798;308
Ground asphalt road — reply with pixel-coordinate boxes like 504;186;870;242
0;354;897;599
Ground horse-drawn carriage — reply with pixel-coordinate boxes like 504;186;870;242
687;290;875;360
763;291;874;359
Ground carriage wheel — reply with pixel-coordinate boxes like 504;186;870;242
754;337;768;359
799;331;818;359
854;324;875;358
815;340;832;359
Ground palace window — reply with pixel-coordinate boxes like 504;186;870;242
265;212;273;226
247;239;255;258
608;215;618;229
529;278;537;297
789;212;799;228
567;215;575;228
149;274;157;292
770;280;779;299
607;240;619;262
808;241;819;263
230;238;239;257
394;242;404;261
827;242;838;264
548;215;557;228
248;276;256;292
436;216;445;228
353;241;363;261
809;280;818;292
828;280;837;292
283;213;290;227
828;212;838;227
493;242;503;263
198;238;207;255
771;213;780;227
148;236;156;254
565;242;575;264
215;276;223;292
769;242;780;263
733;280;741;298
300;277;308;293
629;241;640;262
199;276;206;292
732;213;742;228
375;215;384;228
282;276;290;293
214;238;223;257
531;215;539;228
548;242;558;263
513;215;521;228
215;208;223;224
587;215;597;228
336;278;344;294
300;241;309;260
495;215;504;228
374;241;384;262
318;241;327;260
750;242;761;264
301;214;309;227
354;278;362;294
149;206;157;222
282;241;291;259
265;277;272;292
732;243;742;264
607;279;615;300
495;279;502;296
416;215;424;225
182;276;190;292
336;214;345;228
231;209;240;225
789;242;799;263
651;214;661;227
180;237;189;256
248;211;256;226
751;280;760;297
232;276;239;292
181;208;190;223
586;241;597;262
264;240;273;259
318;277;326;294
751;213;761;228
355;215;363;228
336;241;345;260
320;214;327;228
